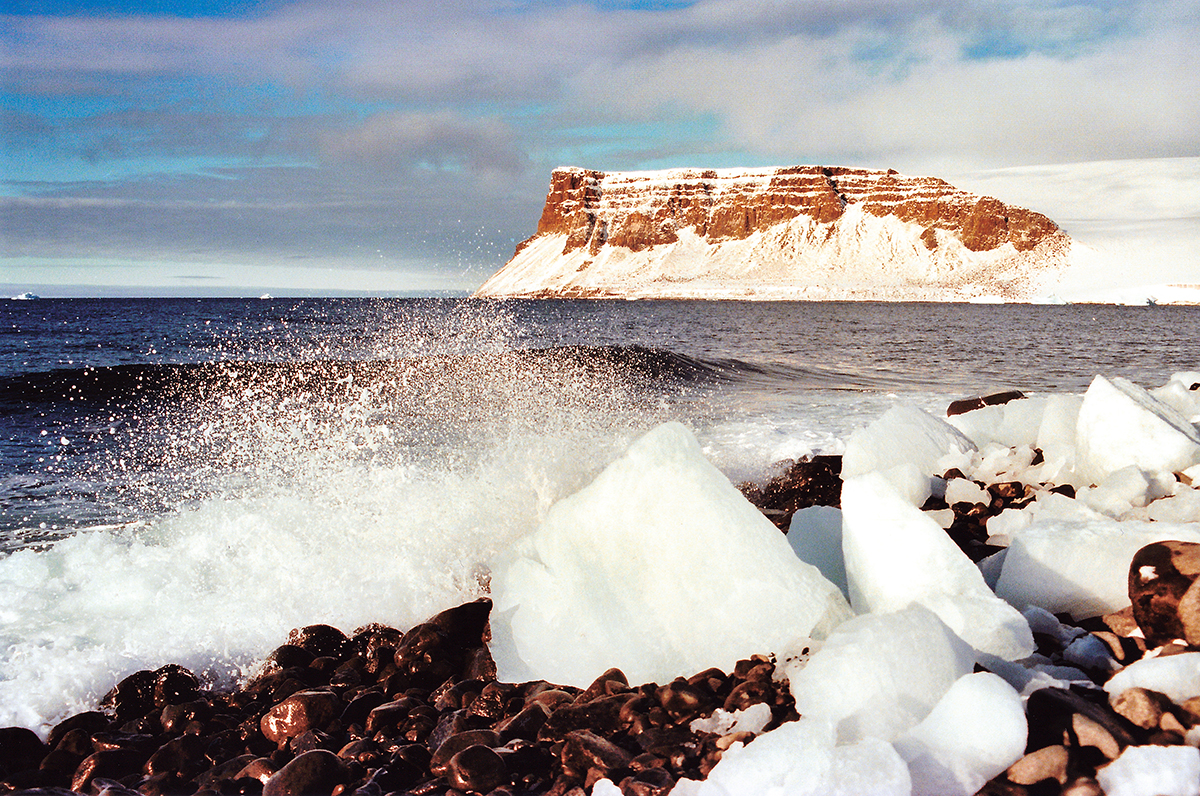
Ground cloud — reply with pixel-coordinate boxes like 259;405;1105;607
3;0;1198;293
326;110;529;178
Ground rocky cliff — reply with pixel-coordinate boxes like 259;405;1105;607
475;166;1072;301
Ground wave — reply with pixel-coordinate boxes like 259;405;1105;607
0;344;731;414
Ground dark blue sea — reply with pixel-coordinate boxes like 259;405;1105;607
1;297;1197;731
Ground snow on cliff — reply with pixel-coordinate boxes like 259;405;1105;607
475;166;1073;302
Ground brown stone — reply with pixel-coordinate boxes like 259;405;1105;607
561;729;633;781
234;756;279;783
947;390;1027;417
1062;777;1104;796
1129;540;1200;646
287;624;349;660
0;726;48;777
446;744;507;792
1006;744;1069;786
71;749;148;793
540;694;628;742
1110;687;1173;730
261;690;344;747
495;701;550;743
429;729;500;776
739;456;842;529
261;749;347;796
1026;687;1138;752
1071;713;1120;760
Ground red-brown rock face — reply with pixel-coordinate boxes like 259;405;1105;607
519;166;1060;257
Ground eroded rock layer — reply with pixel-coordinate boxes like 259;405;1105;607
476;166;1072;301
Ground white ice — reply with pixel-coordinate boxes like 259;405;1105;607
786;506;848;599
995;516;1200;619
668;718;910;796
689;702;772;737
841;472;1034;660
1075;375;1200;484
1096;744;1200;796
489;422;853;687
893;672;1027;796
842;404;977;504
783;605;975;744
1104;653;1200;704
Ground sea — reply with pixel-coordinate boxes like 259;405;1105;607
1;297;1198;733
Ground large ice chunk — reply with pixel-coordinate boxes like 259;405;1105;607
842;404;977;503
995;517;1200;619
490;422;853;687
1076;375;1200;484
947;396;1046;449
784;605;975;744
841;473;1034;660
786;506;848;600
1104;652;1200;703
1095;744;1200;796
669;718;910;796
1036;393;1084;485
894;672;1027;796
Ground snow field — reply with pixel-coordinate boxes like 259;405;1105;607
490;369;1200;795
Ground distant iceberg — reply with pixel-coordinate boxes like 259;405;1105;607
10;292;39;300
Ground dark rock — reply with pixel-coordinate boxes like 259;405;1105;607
341;690;389;729
445;744;507;792
52;727;93;757
739;456;842;528
160;697;213;734
494;702;549;743
560;730;632;781
70;748;147;793
286;625;350;661
539;694;628;742
234;757;278;784
261;749;347;796
1025;688;1139;754
655;679;710;723
152;664;200;707
36;747;84;788
143;733;206;778
265;645;315;672
90;777;142;796
1128;540;1200;646
47;712;109;750
193;753;257;790
425;708;490;752
429;730;500;776
947;390;1026;416
260;690;344;747
0;725;48;776
101;670;157;723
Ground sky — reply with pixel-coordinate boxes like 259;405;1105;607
2;0;1198;296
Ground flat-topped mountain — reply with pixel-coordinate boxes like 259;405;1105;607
475;166;1072;301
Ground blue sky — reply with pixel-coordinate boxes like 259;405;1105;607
2;0;1197;295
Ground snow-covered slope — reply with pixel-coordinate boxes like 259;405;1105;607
947;157;1200;305
475;166;1072;302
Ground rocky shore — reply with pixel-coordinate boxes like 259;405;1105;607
4;383;1200;796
